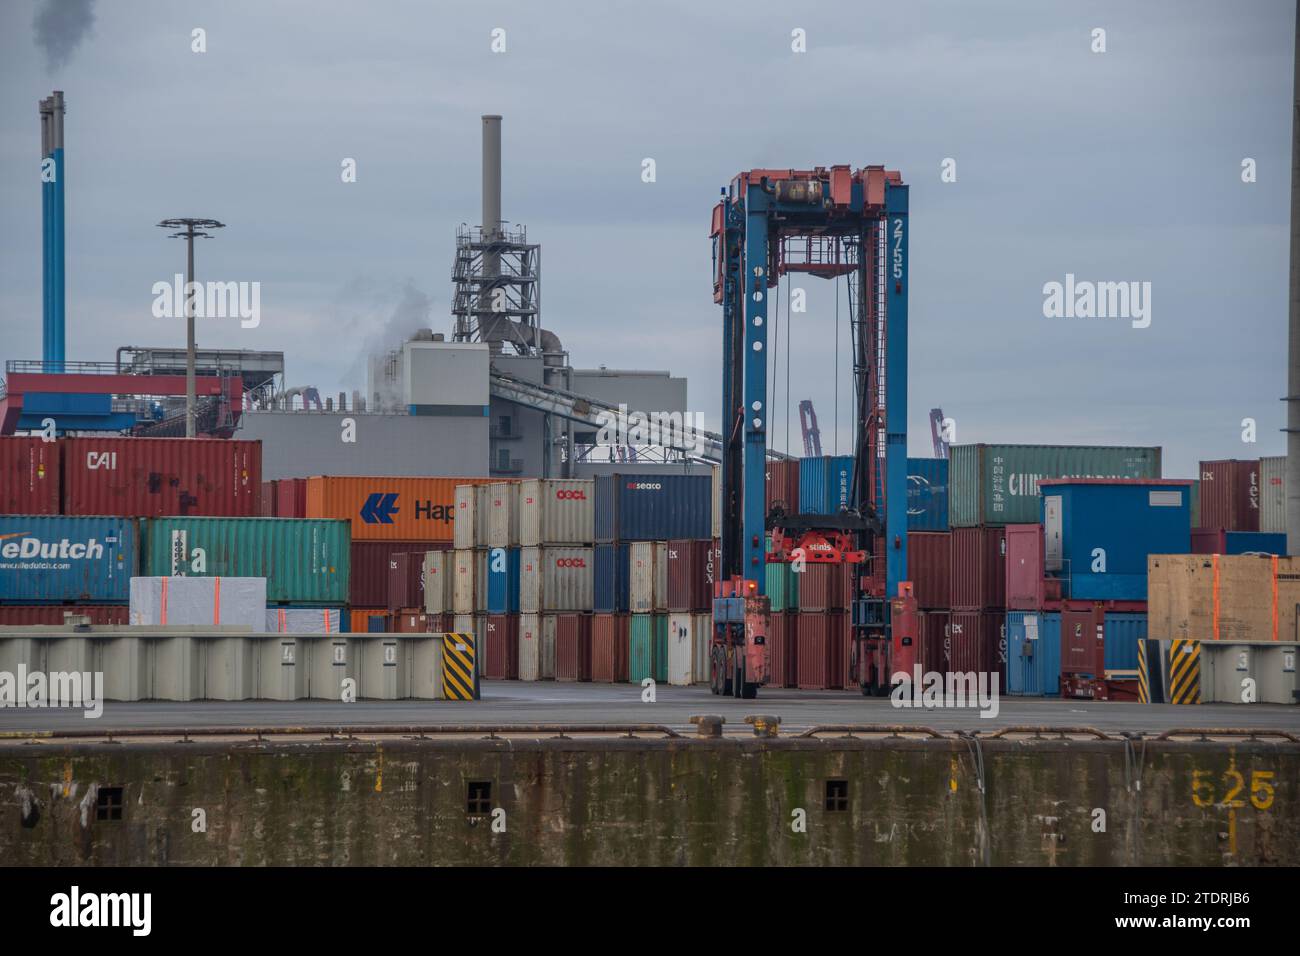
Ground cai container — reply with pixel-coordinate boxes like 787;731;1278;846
594;474;712;542
0;516;137;603
518;479;595;546
948;609;1007;686
1005;610;1058;697
62;437;261;517
593;543;630;612
483;614;519;680
141;517;350;605
485;546;521;614
948;444;1162;527
0;437;60;515
628;541;667;612
666;538;716;611
906;457;949;531
591;613;630;682
517;612;552;681
554;613;593;681
519;546;594;612
350;540;440;607
485;481;520;548
307;475;492;543
907;531;951;609
949;526;1006;609
798;456;855;515
1259;456;1285;534
1197;459;1260;532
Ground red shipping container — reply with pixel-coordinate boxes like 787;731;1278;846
666;539;716;611
1198;459;1260;531
349;607;387;633
948;610;1006;684
61;437;261;517
0;605;129;625
798;563;849;611
351;540;447;607
386;551;425;611
1059;604;1104;678
906;532;951;608
918;610;949;675
392;609;433;633
554;613;593;681
1004;523;1045;609
765;460;801;515
275;478;307;518
950;526;1007;609
765;611;795;688
795;610;848;689
260;481;277;517
484;614;519;680
0;437;60;514
591;614;629;682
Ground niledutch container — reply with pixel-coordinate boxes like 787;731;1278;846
485;482;520;547
518;479;594;546
486;546;521;614
948;444;1163;527
307;476;493;543
628;541;667;612
593;543;629;612
1197;459;1259;532
141;517;350;605
0;437;59;515
594;474;711;542
519;546;594;612
799;456;855;515
62;437;261;517
907;457;949;531
1259;456;1284;534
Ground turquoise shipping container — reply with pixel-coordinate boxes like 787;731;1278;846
629;613;669;682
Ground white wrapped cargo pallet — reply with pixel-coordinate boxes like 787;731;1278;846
264;608;342;633
130;576;266;631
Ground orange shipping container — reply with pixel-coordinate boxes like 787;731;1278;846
306;476;495;542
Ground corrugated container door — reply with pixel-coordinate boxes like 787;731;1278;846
483;615;519;680
486;482;520;547
519;479;594;545
906;532;951;608
1198;459;1261;532
906;457;949;531
591;613;629;682
666;539;714;611
474;549;489;613
1004;524;1044;609
652;613;668;683
454;485;477;548
554;613;592;681
667;612;695;685
629;614;654;682
423;551;448;614
1260;457;1285;533
691;612;711;684
1103;612;1146;673
919;610;949;675
0;437;60;515
518;613;541;681
629;541;657;612
766;612;792;687
949;526;1006;609
452;549;476;614
1059;606;1103;678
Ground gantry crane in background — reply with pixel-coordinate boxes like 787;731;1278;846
930;407;950;459
798;399;823;458
709;165;913;698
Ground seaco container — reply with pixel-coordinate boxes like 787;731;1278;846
1041;479;1191;601
1259;456;1284;534
519;546;594;612
0;437;60;514
0;515;137;603
141;517;349;605
307;476;493;543
485;546;521;614
666;539;716;611
1006;610;1058;697
1197;459;1260;532
591;613;630;682
62;437;261;517
350;540;440;607
948;444;1162;527
799;456;855;515
1191;529;1287;555
907;457;949;531
949;526;1006;609
907;531;951;608
594;474;711;542
593;543;629;612
519;479;595;546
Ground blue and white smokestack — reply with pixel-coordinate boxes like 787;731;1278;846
39;91;65;372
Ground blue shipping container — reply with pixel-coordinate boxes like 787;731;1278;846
0;515;138;604
1006;611;1059;696
1224;532;1286;555
799;456;856;515
1041;479;1191;601
486;547;520;614
907;457;949;531
594;474;711;542
593;542;630;612
1103;612;1146;672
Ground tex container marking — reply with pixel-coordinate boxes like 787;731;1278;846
0;515;138;603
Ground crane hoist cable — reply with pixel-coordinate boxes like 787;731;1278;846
785;278;792;456
834;268;840;456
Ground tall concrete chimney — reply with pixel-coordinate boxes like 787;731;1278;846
482;114;502;243
1289;3;1300;554
39;91;66;371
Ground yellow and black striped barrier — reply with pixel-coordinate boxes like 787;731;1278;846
442;632;480;701
1138;638;1200;705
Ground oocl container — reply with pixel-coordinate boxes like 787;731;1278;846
0;437;60;515
907;531;951;609
307;476;493;543
950;526;1006;609
519;546;594;612
422;550;449;614
1197;459;1259;531
591;613;629;682
519;479;595;546
799;456;855;515
0;516;136;604
62;437;261;517
907;457;949;531
486;546;521;614
485;481;520;547
141;517;350;605
553;613;593;681
629;541;667;612
666;539;716;611
484;614;519;679
452;549;477;615
593;543;629;612
948;444;1162;527
594;474;711;542
1259;456;1285;534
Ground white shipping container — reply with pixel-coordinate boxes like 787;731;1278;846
452;549;477;615
711;464;722;540
474;548;489;613
692;611;711;683
519;479;595;546
540;614;559;680
629;541;667;612
1260;456;1286;534
486;481;521;547
668;611;711;685
454;485;477;549
518;612;546;681
518;546;594;612
422;551;449;615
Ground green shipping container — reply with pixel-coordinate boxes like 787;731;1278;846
1188;479;1201;528
948;444;1162;527
142;517;350;605
764;535;800;611
629;612;668;683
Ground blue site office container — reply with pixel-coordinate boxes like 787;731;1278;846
593;542;630;612
799;456;856;515
907;457;949;531
1041;479;1191;601
1006;611;1059;697
0;515;138;604
486;547;520;614
594;474;711;542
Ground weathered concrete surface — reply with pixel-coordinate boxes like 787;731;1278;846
2;736;1296;866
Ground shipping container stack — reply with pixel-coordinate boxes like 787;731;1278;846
1191;458;1284;552
906;456;953;680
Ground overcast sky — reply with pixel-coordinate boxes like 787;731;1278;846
0;0;1292;476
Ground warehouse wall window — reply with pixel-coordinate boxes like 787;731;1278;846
466;781;493;816
96;786;124;822
824;780;849;813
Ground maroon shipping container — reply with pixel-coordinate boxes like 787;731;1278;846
1004;523;1045;609
1198;459;1260;531
391;609;433;633
260;481;277;517
1059;604;1104;678
795;610;848;690
591;613;629;682
765;460;801;514
919;610;950;675
950;526;1007;609
386;551;426;611
798;563;849;611
350;540;447;607
906;532;951;608
484;614;519;680
0;605;129;625
0;436;60;515
275;477;308;518
554;613;593;681
766;611;795;688
666;539;716;611
61;437;261;517
948;610;1006;684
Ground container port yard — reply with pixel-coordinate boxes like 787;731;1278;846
0;0;1298;928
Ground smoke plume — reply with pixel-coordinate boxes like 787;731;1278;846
34;0;97;71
